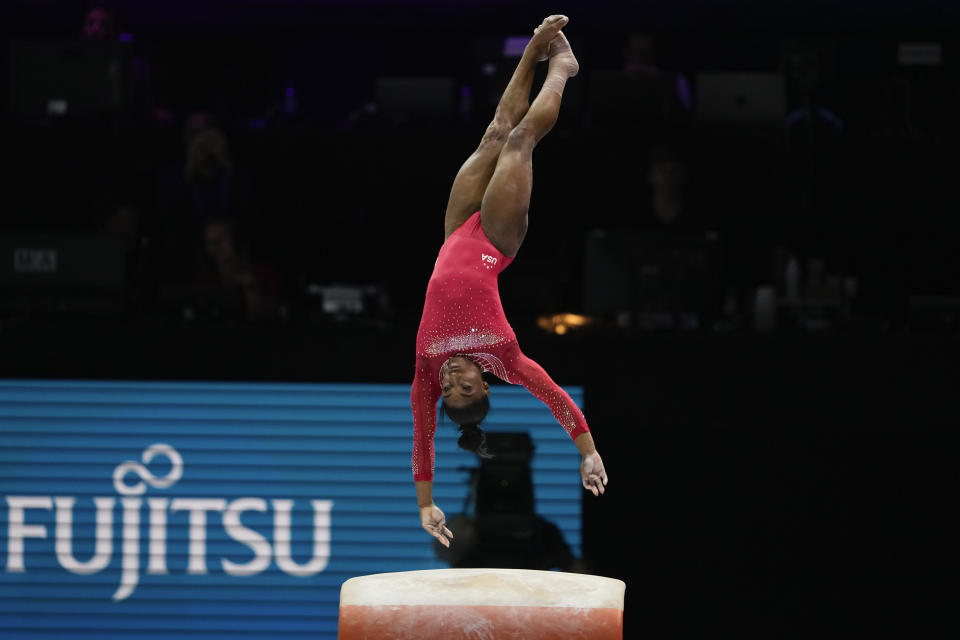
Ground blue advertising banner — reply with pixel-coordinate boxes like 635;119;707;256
0;380;583;639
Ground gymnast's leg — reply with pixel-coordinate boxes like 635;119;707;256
443;15;570;240
480;30;579;257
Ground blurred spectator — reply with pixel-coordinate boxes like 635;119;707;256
620;32;692;113
193;218;282;323
80;3;116;40
781;41;844;150
588;32;691;127
646;144;697;229
184;112;235;186
607;144;711;233
79;2;171;124
154;111;260;281
587;143;725;326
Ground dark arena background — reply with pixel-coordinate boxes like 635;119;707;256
0;0;956;637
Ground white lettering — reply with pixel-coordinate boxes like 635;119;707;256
273;499;333;577
147;498;168;575
6;496;52;572
55;496;114;574
481;253;498;265
112;497;143;601
222;498;272;576
171;498;226;574
4;445;335;601
13;249;57;273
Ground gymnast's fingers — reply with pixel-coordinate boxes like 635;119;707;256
584;476;599;496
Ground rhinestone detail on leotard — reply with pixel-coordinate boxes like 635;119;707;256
411;212;590;482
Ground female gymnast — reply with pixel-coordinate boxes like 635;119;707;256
412;15;608;548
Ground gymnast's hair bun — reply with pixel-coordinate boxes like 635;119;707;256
458;423;494;460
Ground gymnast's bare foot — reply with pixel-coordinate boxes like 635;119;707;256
529;15;569;61
547;31;579;77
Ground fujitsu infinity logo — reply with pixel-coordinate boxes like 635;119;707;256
4;444;333;601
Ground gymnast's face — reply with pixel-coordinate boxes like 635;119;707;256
440;356;489;410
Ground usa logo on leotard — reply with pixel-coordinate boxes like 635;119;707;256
481;253;498;268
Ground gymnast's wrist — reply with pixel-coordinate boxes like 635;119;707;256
415;480;434;508
574;431;596;456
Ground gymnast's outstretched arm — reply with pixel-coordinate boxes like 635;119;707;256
411;359;454;547
500;342;608;496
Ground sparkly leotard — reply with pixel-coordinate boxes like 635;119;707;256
412;211;589;481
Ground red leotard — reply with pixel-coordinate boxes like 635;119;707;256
412;212;589;481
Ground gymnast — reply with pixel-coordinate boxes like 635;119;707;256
411;15;608;548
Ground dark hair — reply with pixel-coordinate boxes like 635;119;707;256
442;395;494;459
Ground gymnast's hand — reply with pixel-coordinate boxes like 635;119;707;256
420;504;454;548
581;450;609;496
